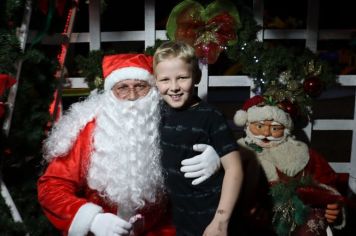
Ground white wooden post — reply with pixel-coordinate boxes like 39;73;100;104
89;0;101;50
198;63;209;101
145;0;156;48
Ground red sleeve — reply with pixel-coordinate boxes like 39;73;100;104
306;148;338;188
37;121;95;232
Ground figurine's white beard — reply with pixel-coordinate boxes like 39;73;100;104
87;89;164;211
245;125;290;148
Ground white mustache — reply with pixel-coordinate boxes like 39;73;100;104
252;135;284;141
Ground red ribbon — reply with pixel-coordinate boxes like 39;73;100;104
175;11;238;64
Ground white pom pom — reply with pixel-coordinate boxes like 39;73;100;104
234;110;247;127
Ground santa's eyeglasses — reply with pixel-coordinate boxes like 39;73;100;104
113;80;151;99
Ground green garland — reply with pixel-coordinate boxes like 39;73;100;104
75;50;105;91
0;48;59;235
1;0;59;234
0;29;22;74
270;176;314;236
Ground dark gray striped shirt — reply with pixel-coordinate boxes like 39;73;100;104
160;100;239;235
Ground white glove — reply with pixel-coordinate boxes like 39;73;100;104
90;213;132;236
181;144;221;185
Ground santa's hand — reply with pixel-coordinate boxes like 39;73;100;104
181;144;221;185
90;213;132;236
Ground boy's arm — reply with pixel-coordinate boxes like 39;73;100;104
203;150;243;236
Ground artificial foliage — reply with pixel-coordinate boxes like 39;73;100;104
0;48;59;235
237;42;338;120
0;194;27;236
75;50;105;90
0;0;24;29
0;29;22;74
270;177;312;236
0;0;59;234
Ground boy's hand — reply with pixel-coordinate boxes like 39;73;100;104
203;215;228;236
181;144;221;185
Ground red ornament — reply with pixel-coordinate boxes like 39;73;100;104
278;100;299;119
195;42;222;64
303;76;323;97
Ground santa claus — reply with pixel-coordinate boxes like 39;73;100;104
233;95;345;236
37;54;176;236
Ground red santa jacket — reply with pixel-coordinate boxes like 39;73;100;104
37;120;175;236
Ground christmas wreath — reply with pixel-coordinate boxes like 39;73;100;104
166;0;241;64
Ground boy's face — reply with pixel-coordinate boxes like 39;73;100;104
155;57;196;109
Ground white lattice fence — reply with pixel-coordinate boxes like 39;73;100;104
28;0;356;192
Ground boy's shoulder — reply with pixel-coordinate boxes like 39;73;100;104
196;100;224;116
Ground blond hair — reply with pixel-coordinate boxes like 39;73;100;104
153;41;201;83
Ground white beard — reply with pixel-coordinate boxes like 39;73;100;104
87;89;164;213
239;136;309;182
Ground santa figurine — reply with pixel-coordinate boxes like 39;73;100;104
37;54;176;236
233;95;345;236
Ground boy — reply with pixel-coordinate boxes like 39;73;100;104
154;41;244;236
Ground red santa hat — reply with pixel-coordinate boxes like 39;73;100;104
102;54;154;90
234;95;293;129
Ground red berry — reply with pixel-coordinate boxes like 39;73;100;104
303;76;323;97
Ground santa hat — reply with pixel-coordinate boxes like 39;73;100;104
234;95;293;129
102;54;154;90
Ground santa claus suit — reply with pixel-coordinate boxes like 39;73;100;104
37;54;175;236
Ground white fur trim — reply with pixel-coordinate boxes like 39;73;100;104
68;203;103;236
247;105;293;129
104;67;154;90
239;137;309;181
233;110;247;127
349;175;356;194
333;206;346;230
